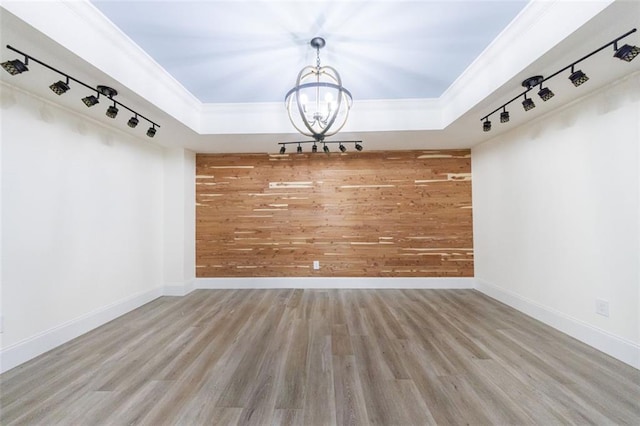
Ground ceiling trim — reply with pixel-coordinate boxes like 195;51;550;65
1;0;202;129
440;0;614;126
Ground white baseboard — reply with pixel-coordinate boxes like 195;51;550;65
196;277;475;289
0;287;163;374
164;279;196;296
475;278;640;370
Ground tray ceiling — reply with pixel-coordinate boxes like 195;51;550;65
91;0;528;103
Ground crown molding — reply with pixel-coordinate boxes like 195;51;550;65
440;0;615;126
1;0;202;130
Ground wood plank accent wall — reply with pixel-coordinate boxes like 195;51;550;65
196;149;473;277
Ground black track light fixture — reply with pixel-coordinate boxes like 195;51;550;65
82;94;99;107
500;108;510;123
538;85;554;101
613;42;639;62
277;140;362;154
522;94;535;111
3;45;160;137
97;85;117;98
481;28;637;131
569;66;589;87
521;75;543;90
128;115;139;128
106;102;119;119
1;57;28;75
49;77;70;95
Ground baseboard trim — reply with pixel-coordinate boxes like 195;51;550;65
475;278;640;370
196;277;475;289
0;287;163;374
164;279;195;296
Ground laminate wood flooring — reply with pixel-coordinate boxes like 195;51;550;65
1;289;639;425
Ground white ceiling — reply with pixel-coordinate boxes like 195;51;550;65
1;1;639;153
90;0;528;103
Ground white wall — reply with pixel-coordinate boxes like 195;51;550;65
473;73;640;367
163;147;196;295
0;84;165;371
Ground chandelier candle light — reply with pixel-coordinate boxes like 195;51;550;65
285;37;353;142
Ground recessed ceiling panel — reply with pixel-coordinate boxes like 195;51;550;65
91;0;528;103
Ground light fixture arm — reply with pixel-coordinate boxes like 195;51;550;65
5;44;161;129
480;28;637;122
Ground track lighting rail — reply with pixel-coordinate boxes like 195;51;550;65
3;44;160;135
481;28;638;130
277;140;363;154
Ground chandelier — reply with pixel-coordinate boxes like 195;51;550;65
285;37;353;142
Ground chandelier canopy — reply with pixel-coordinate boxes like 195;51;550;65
285;37;353;142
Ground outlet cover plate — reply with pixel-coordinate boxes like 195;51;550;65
596;299;610;317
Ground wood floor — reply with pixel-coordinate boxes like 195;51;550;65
1;289;639;425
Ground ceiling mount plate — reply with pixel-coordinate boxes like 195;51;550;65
310;37;326;50
96;85;118;98
521;75;544;89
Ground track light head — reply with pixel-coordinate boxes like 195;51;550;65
483;119;491;132
82;94;99;107
147;126;156;138
614;43;640;62
279;145;286;154
355;142;363;151
311;144;318;153
49;79;70;95
106;103;119;119
538;86;554;101
500;110;510;123
1;58;28;75
569;68;589;87
323;144;330;153
522;95;535;111
127;116;139;128
339;144;347;152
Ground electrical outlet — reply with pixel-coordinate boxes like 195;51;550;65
313;260;320;270
595;299;609;317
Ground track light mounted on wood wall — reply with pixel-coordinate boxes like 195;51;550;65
481;28;638;132
277;140;363;154
1;45;161;138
